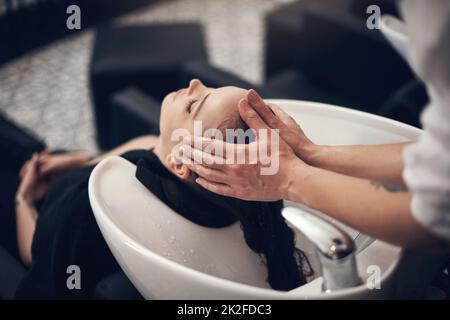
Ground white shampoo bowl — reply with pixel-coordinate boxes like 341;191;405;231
89;100;435;299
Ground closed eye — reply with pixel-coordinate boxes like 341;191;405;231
186;99;197;113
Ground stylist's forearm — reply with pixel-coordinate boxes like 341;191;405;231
286;161;441;251
306;142;410;186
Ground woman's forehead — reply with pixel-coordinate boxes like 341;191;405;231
203;86;246;114
190;87;244;131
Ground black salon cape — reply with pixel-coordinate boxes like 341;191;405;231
15;150;238;299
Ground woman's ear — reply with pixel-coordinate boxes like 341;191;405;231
166;154;191;180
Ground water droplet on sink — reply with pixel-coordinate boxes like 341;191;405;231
189;249;195;254
204;264;213;273
169;236;176;243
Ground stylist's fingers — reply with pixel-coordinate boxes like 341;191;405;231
246;89;286;130
195;177;234;197
182;135;243;159
184;161;229;184
247;90;304;148
247;90;302;134
267;103;299;129
247;91;310;157
182;135;220;154
267;102;304;137
179;144;227;170
238;99;271;138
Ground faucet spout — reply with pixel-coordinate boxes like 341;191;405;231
282;206;362;292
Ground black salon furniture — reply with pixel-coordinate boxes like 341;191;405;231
89;23;207;149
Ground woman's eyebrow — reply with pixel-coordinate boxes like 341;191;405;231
193;93;211;119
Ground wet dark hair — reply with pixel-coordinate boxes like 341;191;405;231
236;199;313;290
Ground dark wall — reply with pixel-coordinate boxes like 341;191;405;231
0;0;160;66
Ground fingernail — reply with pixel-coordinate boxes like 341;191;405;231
238;98;247;108
241;100;255;114
268;105;276;115
248;89;260;101
240;98;249;108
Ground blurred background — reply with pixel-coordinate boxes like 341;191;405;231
0;0;427;155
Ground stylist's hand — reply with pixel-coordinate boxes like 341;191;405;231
179;92;309;201
246;90;318;163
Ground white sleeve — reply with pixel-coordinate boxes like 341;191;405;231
400;0;450;241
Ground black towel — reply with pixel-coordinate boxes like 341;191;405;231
14;149;237;299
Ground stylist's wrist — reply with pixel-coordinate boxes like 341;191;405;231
302;143;328;167
281;158;313;202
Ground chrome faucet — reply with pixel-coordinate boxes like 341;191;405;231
282;206;362;292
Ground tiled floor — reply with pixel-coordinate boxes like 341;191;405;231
0;0;294;154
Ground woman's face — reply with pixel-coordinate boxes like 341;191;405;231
159;79;247;154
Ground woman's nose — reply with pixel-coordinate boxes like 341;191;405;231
187;79;204;95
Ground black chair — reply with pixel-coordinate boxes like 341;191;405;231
378;78;428;128
0;0;160;66
0;246;27;300
89;23;207;149
111;87;162;146
264;0;419;115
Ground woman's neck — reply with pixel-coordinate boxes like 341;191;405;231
152;138;171;170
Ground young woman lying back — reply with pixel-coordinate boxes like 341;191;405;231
12;79;312;298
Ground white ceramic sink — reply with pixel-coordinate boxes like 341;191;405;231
89;100;435;299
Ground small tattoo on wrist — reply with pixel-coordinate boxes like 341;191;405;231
370;181;407;193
